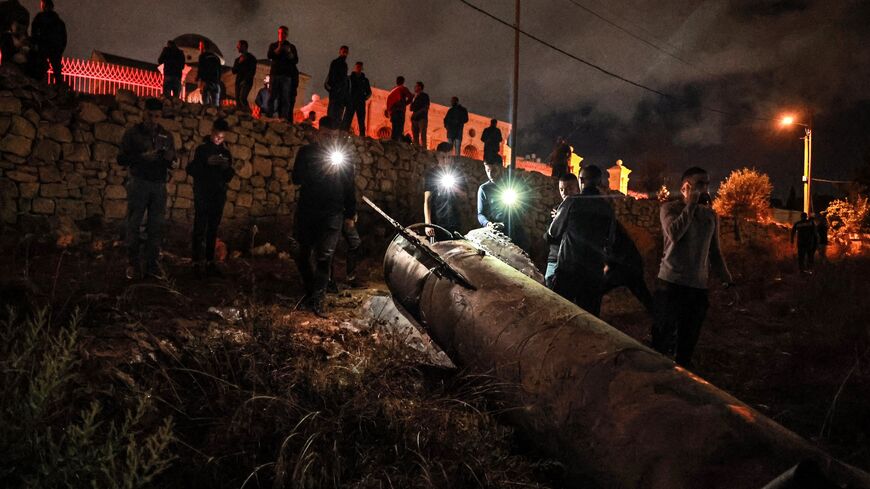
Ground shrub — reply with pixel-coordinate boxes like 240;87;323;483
713;168;773;241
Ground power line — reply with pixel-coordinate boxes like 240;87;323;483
563;0;713;77
457;0;776;123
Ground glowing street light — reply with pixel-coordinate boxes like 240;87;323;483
779;114;813;214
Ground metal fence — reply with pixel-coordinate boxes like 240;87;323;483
47;57;164;98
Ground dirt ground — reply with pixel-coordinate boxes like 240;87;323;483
2;231;868;486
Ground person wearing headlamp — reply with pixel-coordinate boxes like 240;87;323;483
423;142;466;240
477;161;529;251
291;116;357;317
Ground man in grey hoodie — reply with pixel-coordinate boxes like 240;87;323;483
652;166;733;367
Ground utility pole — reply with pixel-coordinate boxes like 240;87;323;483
509;0;520;174
803;127;813;215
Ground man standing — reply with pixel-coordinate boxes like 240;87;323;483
343;61;371;135
158;40;185;99
231;40;257;110
549;137;571;179
444;96;469;156
410;81;430;148
291;116;357;317
547;165;615;317
267;25;299;121
653;167;733;367
385;76;412;141
424;142;466;240
30;0;66;84
187;118;234;277
477;160;528;250
196;41;222;107
324;45;349;123
118;98;177;280
481;118;503;164
255;76;272;117
544;173;580;288
791;212;818;273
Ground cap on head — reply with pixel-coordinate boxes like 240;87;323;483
144;98;163;111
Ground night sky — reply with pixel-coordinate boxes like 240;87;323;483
40;0;870;197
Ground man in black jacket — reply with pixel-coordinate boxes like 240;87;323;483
231;40;256;110
30;0;66;84
187;118;234;277
158;40;185;99
267;25;299;121
291;116;357;317
196;40;222;107
791;212;818;273
444;97;468;156
343;61;371;134
545;173;580;288
324;45;348;123
424;142;466;240
547;165;615;317
118;98;177;280
481;119;503;164
603;222;654;314
410;81;430;148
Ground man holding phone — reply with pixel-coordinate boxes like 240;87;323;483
653;166;733;368
118;98;177;280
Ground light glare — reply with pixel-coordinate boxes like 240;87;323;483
502;188;519;207
329;150;346;166
439;172;457;190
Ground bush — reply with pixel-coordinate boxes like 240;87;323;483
0;308;176;489
713;168;773;241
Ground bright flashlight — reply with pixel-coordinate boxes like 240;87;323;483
438;172;457;191
502;187;519;208
329;150;346;166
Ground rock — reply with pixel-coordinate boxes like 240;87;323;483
43;123;73;143
229;144;252;161
0;134;32;157
0;97;21;114
62;143;91;162
93;142;119;162
269;145;291;158
198;118;213;137
0;198;16;223
236;193;253;208
32;198;55;214
0;116;10;136
78;102;107;124
176;183;194;199
10;115;35;139
274;167;289;183
40;183;68;198
237;162;253;179
19;182;39;198
228;177;241;191
55;199;86;220
94;122;126;144
33;139;61;161
38;165;62;183
6;170;37;182
253;157;272;177
115;89;138;106
254;143;270;156
105;184;126;199
173;197;192;209
104;200;126;219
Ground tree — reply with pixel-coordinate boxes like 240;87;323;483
825;195;870;247
713;168;773;241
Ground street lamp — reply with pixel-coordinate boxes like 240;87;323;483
780;116;813;214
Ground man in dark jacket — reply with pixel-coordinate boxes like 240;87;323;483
30;0;65;84
187;118;234;277
410;81;430;148
324;45;349;123
547;165;615;317
231;40;257;110
791;212;818;273
267;25;299;121
385;76;412;141
118;98;177;280
444;96;469;156
196;40;222;107
343;61;371;134
424;142;466;240
603;222;654;314
158;40;185;99
291;116;357;317
545;173;580;288
549;137;571;179
478;160;528;250
481;119;503;164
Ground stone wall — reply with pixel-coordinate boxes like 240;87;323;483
0;68;786;268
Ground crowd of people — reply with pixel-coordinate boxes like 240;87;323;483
0;0;66;83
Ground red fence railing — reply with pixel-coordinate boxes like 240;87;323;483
48;57;164;98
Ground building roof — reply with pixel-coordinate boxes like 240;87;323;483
90;50;158;72
173;34;224;59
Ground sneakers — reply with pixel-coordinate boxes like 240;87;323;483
310;297;329;319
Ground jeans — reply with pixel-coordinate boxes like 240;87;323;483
126;178;167;274
390;111;406;141
294;212;343;300
544;262;557;289
327;92;347;123
331;221;362;282
343;99;366;135
271;75;297;121
163;75;182;99
235;79;253;110
202;81;221;107
412;115;428;148
192;185;227;263
449;137;462;156
652;279;709;366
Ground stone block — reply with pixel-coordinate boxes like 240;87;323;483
251;176;265;188
171;208;189;221
104;200;126;219
62;143;91;162
222;201;234;218
10;115;35;139
269;145;291;158
33;139;62;161
6;170;37;182
82;187;102;204
40;183;68;198
228;176;241;191
236;192;253;208
274;167;289;183
105;184;127;200
19;182;38;198
237;162;253;179
32;198;55;214
253;157;272;177
93;142;119;162
253;188;266;200
1;198;16;223
177;183;194;199
173;197;192;209
78;101;107;124
254;143;270;156
198;118;213;136
38;165;62;183
0;97;21;114
0;134;32;157
56;199;86;220
229;144;252;161
94;122;126;144
115;89;138;106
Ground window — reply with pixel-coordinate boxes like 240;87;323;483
462;145;480;160
376;126;391;139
